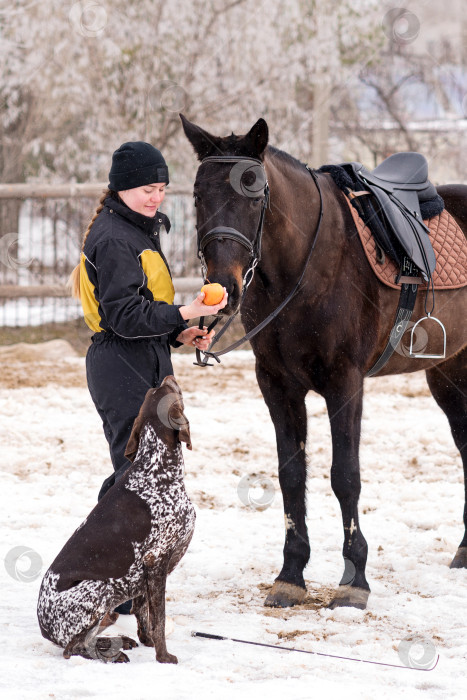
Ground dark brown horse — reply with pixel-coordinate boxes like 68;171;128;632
181;114;467;609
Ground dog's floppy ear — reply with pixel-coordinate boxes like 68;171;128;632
168;401;192;450
124;410;145;462
178;415;192;450
161;375;191;449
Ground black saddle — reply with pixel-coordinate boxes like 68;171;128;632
349;153;437;281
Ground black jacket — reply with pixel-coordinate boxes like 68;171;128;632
80;195;187;343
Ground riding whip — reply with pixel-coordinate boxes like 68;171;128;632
191;631;439;672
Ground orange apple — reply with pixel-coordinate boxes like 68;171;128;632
201;282;224;305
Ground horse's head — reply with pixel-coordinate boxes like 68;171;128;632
180;114;269;313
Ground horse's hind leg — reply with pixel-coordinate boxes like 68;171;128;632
324;367;370;609
426;347;467;568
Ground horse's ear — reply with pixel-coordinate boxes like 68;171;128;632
180;114;220;161
243;118;269;158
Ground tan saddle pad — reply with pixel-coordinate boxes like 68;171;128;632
345;196;467;290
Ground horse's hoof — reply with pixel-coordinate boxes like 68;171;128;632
264;580;306;608
450;547;467;568
327;584;369;610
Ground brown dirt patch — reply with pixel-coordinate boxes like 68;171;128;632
0;339;87;388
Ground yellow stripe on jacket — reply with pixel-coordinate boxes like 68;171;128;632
79;253;103;332
140;249;175;304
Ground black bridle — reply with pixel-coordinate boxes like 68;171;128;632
193;157;323;367
196;155;270;289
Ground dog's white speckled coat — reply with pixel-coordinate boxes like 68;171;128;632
37;423;195;648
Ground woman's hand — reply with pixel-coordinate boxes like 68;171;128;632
176;325;216;351
179;289;228;321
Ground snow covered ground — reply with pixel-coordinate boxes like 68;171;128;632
1;342;466;700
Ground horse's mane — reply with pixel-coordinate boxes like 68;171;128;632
265;145;308;173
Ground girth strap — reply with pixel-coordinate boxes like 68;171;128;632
366;272;419;377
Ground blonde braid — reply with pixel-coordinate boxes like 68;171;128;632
68;189;111;299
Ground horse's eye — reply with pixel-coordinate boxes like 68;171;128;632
193;193;201;208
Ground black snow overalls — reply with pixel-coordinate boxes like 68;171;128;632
80;194;187;501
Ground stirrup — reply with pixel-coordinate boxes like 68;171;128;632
409;313;446;359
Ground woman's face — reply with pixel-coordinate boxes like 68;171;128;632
119;183;166;217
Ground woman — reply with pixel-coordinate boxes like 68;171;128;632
70;141;227;505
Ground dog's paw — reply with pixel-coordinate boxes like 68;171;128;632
94;635;136;662
63;630;137;663
156;651;178;664
121;635;138;650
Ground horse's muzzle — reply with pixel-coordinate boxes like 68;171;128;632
206;273;242;313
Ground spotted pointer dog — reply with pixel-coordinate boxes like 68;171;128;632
37;376;195;664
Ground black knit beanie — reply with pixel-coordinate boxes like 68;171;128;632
108;141;169;190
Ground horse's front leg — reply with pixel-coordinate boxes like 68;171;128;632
325;367;370;609
256;364;310;607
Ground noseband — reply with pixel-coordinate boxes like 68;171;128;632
196;155;270;288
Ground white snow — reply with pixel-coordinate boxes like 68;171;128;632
1;346;466;699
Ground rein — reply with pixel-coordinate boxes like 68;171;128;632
195;162;323;366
